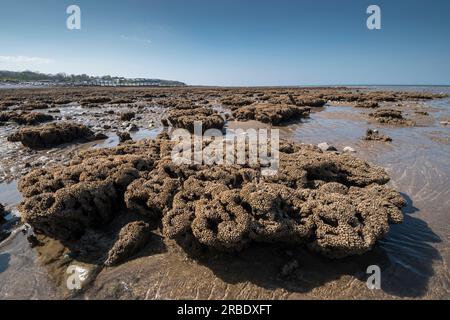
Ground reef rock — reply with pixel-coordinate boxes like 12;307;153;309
18;135;405;261
120;112;135;121
18;139;160;239
7;122;106;149
317;142;337;152
104;221;151;266
232;103;311;125
163;106;225;133
369;109;415;126
363;129;392;142
117;131;132;143
355;101;379;108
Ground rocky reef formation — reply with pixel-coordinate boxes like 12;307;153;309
104;221;151;266
120;112;135;121
162;106;225;133
369;109;415;126
7;122;107;149
0;111;54;125
355;101;379;109
18;134;405;264
232;103;311;125
291;96;327;108
363;129;392;142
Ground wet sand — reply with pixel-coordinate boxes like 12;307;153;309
0;86;449;299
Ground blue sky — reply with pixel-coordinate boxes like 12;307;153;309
1;0;449;85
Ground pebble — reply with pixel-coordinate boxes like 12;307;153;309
343;146;356;153
317;142;337;152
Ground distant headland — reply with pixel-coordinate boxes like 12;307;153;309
0;70;186;87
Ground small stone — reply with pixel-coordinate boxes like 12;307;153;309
343;146;356;153
317;142;337;152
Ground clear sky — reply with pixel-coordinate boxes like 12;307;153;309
1;0;449;86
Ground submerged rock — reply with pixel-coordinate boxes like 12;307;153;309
363;129;392;142
369;109;415;126
7;122;106;149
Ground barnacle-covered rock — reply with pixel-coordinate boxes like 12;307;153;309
7;122;106;149
232;103;310;125
369;109;415;126
18;134;405;261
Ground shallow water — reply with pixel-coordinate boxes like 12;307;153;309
283;98;450;298
0;88;449;299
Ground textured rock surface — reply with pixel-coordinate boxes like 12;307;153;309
104;221;151;266
7;122;106;149
0;111;54;125
18;134;405;260
369;109;415;126
18;139;160;239
232;103;311;125
0;203;5;225
163;106;225;133
117;131;132;142
363;129;392;142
